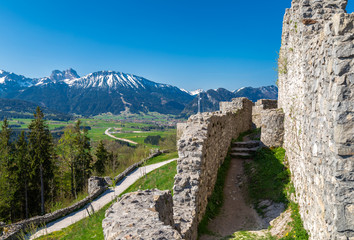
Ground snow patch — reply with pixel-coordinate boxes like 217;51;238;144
235;87;245;93
180;88;190;94
190;89;204;95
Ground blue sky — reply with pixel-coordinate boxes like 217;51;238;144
0;1;353;91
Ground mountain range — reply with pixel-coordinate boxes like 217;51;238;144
0;69;278;117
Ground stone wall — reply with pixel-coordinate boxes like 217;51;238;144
173;97;253;239
103;189;181;240
252;99;278;128
278;0;353;239
260;109;285;148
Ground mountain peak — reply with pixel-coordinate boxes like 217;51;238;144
50;68;80;81
190;89;204;95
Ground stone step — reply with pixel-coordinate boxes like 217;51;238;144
232;140;260;148
231;147;259;153
230;152;253;158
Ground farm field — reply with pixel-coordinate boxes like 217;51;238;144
6;114;179;145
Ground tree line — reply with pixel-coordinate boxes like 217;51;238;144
0;107;110;223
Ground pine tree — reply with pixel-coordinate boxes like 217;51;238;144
94;140;108;175
0;119;16;221
15;131;30;219
28;107;55;215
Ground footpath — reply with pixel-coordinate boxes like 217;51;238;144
104;128;138;145
29;158;177;239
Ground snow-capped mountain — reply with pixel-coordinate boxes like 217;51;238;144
0;68;278;116
233;85;278;102
181;86;278;116
65;71;174;90
0;69;193;115
0;70;35;91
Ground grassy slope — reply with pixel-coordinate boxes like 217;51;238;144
35;160;177;240
143;152;178;166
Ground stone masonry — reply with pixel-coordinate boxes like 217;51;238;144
103;189;181;240
278;0;353;239
260;109;285;148
173;97;253;239
252;99;278;128
101;98;252;240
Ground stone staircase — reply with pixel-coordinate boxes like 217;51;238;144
231;140;261;158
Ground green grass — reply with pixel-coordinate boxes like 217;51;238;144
223;231;276;240
35;160;177;240
234;128;261;142
49;191;88;213
142;152;178;166
243;147;308;239
8;117;177;144
198;152;232;236
35;203;110;240
279;202;309;240
122;160;177;194
244;147;289;214
112;130;176;147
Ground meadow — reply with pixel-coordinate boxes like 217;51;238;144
7;112;179;145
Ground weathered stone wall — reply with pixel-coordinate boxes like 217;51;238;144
173;97;253;239
261;109;285;148
103;189;181;240
278;0;353;239
177;123;188;141
252;99;278;128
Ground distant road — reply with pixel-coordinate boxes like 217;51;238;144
105;127;138;145
29;158;177;239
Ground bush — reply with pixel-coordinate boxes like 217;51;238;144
144;135;161;145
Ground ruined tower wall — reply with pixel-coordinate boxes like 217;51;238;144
278;0;353;239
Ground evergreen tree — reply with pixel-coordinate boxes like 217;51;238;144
28;107;55;215
94;140;108;175
0;119;16;221
15;131;30;219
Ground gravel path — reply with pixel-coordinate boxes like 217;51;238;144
105;128;138;145
29;159;177;239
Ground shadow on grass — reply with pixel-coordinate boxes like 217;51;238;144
244;147;289;215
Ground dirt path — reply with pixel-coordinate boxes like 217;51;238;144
200;157;265;240
105;127;138;145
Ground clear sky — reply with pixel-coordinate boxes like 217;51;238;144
0;1;353;91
